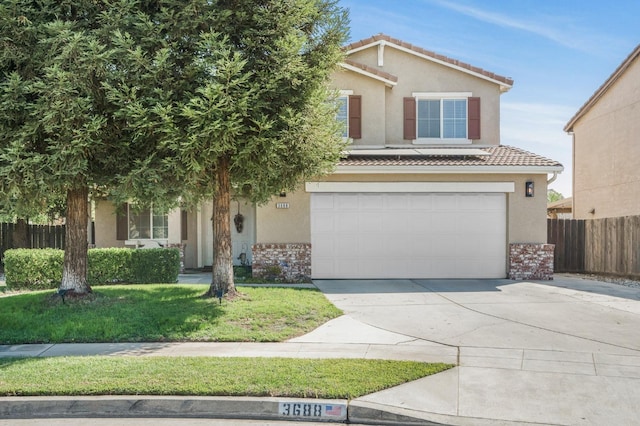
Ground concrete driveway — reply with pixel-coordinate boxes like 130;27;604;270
306;275;640;425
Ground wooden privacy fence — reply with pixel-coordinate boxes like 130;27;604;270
548;216;640;278
0;222;65;262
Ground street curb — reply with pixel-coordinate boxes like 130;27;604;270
0;396;448;425
0;396;348;422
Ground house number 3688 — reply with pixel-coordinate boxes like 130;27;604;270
280;403;322;417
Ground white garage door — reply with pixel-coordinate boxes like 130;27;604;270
311;192;507;279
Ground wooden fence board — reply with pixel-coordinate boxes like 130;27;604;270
549;216;640;278
0;223;66;264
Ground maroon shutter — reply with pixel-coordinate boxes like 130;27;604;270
403;97;416;140
348;95;362;139
181;209;188;240
116;203;128;240
468;97;481;140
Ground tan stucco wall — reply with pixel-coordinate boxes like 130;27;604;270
94;200;125;249
331;70;387;147
256;173;549;245
572;57;640;219
256;190;311;243
345;46;502;146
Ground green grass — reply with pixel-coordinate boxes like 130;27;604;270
0;285;342;344
0;356;453;398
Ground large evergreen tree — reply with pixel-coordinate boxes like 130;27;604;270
0;0;348;298
0;1;184;295
114;0;349;297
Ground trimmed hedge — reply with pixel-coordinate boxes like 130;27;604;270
4;248;180;290
4;249;64;290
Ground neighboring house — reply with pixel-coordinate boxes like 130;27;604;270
565;44;640;220
547;197;573;219
94;34;563;281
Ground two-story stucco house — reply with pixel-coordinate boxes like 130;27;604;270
94;34;563;281
565;44;640;220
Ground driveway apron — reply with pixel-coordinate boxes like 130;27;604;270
313;276;640;425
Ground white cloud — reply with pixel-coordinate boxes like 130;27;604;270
427;0;621;55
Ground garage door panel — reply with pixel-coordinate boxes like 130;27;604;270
312;193;335;209
359;194;384;209
359;235;384;256
359;212;383;232
336;194;358;210
410;194;434;210
385;193;410;210
335;235;358;258
432;212;458;233
311;212;335;233
433;194;458;210
311;192;506;279
336;212;359;232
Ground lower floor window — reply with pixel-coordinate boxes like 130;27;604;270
129;207;168;239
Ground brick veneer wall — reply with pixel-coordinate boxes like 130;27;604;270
252;243;311;282
508;243;555;280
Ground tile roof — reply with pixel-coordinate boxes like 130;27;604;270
339;145;563;169
345;34;514;88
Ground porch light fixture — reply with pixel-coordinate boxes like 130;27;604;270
279;191;287;197
525;181;534;197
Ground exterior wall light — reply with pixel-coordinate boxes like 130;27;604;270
525;181;534;197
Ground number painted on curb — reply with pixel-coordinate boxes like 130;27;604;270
278;402;346;419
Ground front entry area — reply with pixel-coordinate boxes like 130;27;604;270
310;192;507;279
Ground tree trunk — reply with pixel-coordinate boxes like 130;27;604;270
60;186;91;295
12;218;30;248
205;156;236;298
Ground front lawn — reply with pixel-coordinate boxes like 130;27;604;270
0;284;342;344
0;356;453;398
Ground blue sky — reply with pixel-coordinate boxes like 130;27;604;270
340;0;640;197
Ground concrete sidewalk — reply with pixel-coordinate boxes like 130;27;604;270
2;273;640;425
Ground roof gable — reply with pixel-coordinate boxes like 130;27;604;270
339;58;398;87
344;34;514;92
565;44;640;132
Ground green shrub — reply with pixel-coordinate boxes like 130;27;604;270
4;247;180;289
88;248;133;285
4;248;64;290
130;248;180;284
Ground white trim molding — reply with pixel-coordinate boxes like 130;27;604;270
338;62;398;87
335;165;564;174
305;181;515;193
412;92;472;98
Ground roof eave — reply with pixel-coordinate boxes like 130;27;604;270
565;44;640;132
338;62;398;87
346;38;513;92
335;165;564;174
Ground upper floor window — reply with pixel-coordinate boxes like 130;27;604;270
418;98;467;139
337;90;361;140
337;95;349;138
129;206;168;239
405;93;480;143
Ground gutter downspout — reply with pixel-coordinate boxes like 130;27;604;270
547;171;558;185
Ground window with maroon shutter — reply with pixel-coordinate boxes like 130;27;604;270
403;97;416;140
116;203;128;240
348;95;361;139
468;97;481;140
181;209;188;240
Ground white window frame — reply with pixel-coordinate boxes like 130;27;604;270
127;205;168;241
412;92;472;145
337;90;353;139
